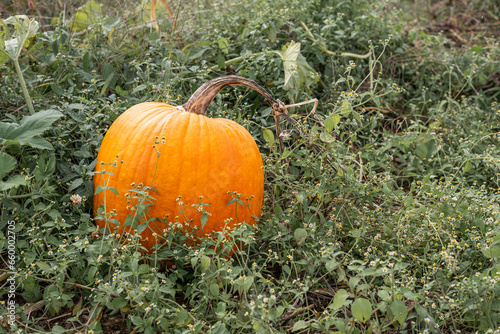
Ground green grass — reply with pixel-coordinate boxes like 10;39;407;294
1;0;499;333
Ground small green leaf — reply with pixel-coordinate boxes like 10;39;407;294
83;52;91;71
415;144;428;160
331;289;349;309
390;300;408;326
87;266;98;283
50;84;65;96
111;296;128;309
132;84;147;94
324;116;335;132
263;129;275;146
325;259;338;272
351;298;372;323
339;100;351;116
210;283;219;298
320;132;335;143
482;245;500;258
36;261;52;273
292;320;308;332
294;228;308;246
463;160;472;173
95;186;119;196
217;37;229;54
200;255;210;271
0;174;27;191
200;214;208;231
216;53;226;69
471;45;483;53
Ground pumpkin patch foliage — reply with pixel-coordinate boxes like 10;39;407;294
1;0;499;333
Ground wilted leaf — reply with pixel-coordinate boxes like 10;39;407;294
1;15;39;59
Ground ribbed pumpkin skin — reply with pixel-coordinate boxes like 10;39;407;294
93;102;264;251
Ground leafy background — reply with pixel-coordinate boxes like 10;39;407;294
0;0;499;333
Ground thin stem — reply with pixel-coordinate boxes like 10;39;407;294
13;58;35;115
33;276;119;297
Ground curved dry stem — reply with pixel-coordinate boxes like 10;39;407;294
181;75;283;115
181;75;318;153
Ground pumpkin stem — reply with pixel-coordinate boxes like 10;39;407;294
181;75;286;116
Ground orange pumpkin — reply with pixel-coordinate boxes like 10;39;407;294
93;76;282;252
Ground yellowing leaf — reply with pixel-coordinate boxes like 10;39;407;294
72;0;102;31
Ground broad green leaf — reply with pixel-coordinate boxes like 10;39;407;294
135;223;148;235
0;152;16;179
332;114;341;127
0;109;63;146
292;320;308;332
331;289;349;309
83;51;91;71
276;41;318;91
25;136;54;150
263;129;275;146
0;174;27;191
241;275;253;293
50;326;66;334
351;298;372;323
390;300;408;326
275;305;285;318
218;37;229;54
